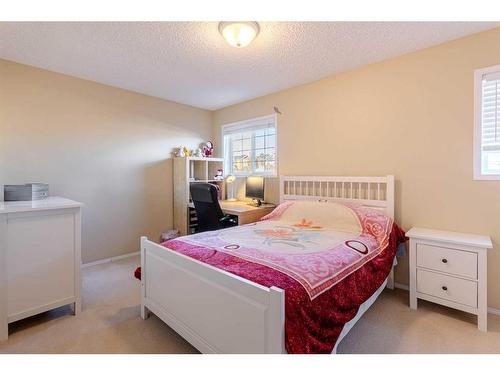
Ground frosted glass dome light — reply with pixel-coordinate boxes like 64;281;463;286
219;22;260;48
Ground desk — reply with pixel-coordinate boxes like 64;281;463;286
187;200;276;226
219;201;276;225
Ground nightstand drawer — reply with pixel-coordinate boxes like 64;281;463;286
417;269;477;308
416;243;477;279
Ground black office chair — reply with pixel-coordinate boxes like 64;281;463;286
190;183;238;232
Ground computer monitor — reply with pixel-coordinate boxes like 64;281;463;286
245;176;265;201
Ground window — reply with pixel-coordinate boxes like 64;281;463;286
222;114;277;177
474;65;500;180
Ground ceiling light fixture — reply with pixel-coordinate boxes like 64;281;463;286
218;22;260;48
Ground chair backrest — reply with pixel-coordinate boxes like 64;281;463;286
190;183;224;232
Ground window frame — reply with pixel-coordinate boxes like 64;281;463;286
474;64;500;180
221;114;278;178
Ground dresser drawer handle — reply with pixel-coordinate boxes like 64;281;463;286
442;286;448;291
441;258;448;264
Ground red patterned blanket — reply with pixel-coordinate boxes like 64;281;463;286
135;201;405;353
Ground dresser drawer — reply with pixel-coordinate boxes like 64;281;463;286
417;269;477;308
416;243;477;279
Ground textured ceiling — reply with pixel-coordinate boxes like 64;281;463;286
0;22;498;110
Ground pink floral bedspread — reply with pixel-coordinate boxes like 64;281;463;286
135;201;406;353
167;201;394;299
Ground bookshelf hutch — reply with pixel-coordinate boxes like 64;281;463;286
173;157;225;235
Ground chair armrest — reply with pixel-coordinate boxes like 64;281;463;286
219;215;238;227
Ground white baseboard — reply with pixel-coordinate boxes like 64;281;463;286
487;306;500;316
393;282;500;317
82;251;140;268
394;282;409;291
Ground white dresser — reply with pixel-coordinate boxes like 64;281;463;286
0;197;82;341
407;227;492;331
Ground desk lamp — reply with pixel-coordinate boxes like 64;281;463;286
226;175;237;201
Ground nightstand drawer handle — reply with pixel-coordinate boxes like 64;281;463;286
442;286;448;291
441;258;448;264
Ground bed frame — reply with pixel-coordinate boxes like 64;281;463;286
140;175;395;353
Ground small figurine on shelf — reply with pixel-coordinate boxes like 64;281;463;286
214;169;224;180
193;148;204;158
174;146;186;157
174;146;194;157
203;141;214;157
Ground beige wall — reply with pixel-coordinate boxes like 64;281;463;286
0;59;212;263
213;27;500;309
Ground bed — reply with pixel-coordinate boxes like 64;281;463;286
139;175;405;353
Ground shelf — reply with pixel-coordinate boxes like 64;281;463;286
173;156;225;236
185;157;224;162
190;179;224;183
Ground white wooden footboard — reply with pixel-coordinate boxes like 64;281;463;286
140;236;285;354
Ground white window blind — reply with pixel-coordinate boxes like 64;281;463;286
478;70;500;177
222;115;277;177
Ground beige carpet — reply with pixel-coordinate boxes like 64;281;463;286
1;255;499;354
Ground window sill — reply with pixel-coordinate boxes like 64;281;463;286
473;174;500;181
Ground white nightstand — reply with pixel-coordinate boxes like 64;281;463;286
407;227;492;331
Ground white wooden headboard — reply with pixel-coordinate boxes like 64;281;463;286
279;175;395;219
